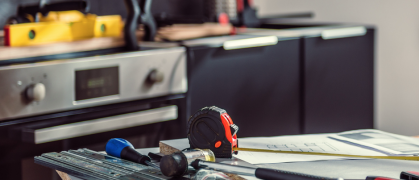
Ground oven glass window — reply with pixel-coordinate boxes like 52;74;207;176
75;66;119;101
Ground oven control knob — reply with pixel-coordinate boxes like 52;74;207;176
27;83;46;101
147;69;164;83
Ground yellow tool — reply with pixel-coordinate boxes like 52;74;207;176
4;11;122;47
233;147;419;161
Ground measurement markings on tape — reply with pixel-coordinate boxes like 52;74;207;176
234;147;419;161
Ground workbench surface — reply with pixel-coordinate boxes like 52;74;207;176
55;147;419;180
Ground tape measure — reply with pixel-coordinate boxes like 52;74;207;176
234;147;419;161
187;106;239;158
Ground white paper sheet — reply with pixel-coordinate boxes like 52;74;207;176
329;129;419;155
233;134;386;164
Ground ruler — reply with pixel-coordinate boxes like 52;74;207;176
234;147;419;161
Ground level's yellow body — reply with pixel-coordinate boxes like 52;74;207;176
4;11;122;47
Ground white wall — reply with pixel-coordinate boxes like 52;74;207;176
253;0;419;136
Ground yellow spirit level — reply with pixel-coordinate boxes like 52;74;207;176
4;11;122;47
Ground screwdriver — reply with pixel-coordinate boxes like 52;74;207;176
105;138;159;169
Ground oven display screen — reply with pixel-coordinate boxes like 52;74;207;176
75;66;119;101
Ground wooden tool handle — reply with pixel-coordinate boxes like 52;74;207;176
157;23;233;41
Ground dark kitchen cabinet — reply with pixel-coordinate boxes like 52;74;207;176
302;28;374;133
223;22;375;135
184;35;301;137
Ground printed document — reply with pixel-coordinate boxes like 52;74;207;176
329;129;419;155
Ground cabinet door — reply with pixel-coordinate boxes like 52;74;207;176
304;29;375;133
187;39;301;137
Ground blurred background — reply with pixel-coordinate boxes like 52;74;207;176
0;0;418;179
253;0;419;136
2;0;416;136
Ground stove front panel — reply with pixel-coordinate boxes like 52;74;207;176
0;47;187;121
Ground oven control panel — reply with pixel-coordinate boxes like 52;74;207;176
0;47;187;121
75;66;120;101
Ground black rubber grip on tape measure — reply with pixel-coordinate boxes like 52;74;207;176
255;168;338;180
187;106;234;158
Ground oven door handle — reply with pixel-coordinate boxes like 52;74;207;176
21;105;178;144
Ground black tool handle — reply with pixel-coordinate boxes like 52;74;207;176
400;171;419;180
140;0;156;41
148;152;163;161
123;0;140;50
255;168;338;180
120;146;151;165
123;0;157;50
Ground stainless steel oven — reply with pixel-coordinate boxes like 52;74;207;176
0;45;187;180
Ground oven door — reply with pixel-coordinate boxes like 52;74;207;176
0;95;186;180
9;97;184;145
0;44;187;180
